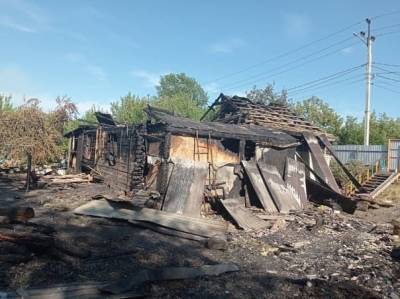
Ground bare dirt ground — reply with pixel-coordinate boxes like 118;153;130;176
0;173;399;298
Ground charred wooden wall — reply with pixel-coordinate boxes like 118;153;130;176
95;125;146;194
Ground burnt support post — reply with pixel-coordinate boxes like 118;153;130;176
158;132;171;203
25;153;32;192
76;134;84;173
239;139;245;161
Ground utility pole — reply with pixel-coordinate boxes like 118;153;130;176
354;18;375;145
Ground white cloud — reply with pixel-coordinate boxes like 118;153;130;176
341;47;353;55
283;12;311;39
86;65;107;82
209;38;246;53
64;52;108;82
0;15;35;32
131;70;165;87
0;0;48;33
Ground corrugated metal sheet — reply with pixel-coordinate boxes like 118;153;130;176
388;139;400;171
332;145;388;166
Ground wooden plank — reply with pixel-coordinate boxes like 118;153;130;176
257;162;301;213
75;134;84;173
284;157;307;207
241;161;278;212
318;134;362;189
219;198;270;231
303;132;341;193
162;161;207;218
74;199;227;238
370;172;400;199
306;177;357;214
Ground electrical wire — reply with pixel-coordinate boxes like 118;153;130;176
289;74;365;97
373;65;400;77
290;77;365;102
376;74;400;83
374;23;400;31
374;83;400;94
371;9;400;20
375;29;400;37
287;64;365;91
202;21;363;85
375;79;400;89
374;62;400;67
222;40;360;91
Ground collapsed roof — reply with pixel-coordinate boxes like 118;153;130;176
145;106;299;148
204;94;335;140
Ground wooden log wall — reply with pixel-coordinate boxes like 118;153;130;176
95;125;146;194
81;131;97;168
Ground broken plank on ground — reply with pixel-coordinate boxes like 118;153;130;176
284;157;307;207
219;198;270;231
162;161;208;218
241;161;278;212
74;199;227;239
101;264;240;295
306;177;357;213
303;132;341;193
257;162;300;213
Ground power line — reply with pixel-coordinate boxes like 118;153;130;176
373;66;400;78
202;21;363;85
287;64;365;91
375;29;400;37
371;9;400;20
222;39;359;91
375;79;400;89
290;77;365;102
376;74;400;83
289;74;365;96
374;23;400;31
374;62;400;68
374;83;400;94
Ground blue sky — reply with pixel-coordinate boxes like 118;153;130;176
1;0;400;118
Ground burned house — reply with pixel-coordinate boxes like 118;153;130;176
143;106;302;216
69;95;367;237
65;113;146;195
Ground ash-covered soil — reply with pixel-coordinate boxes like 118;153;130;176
0;173;399;298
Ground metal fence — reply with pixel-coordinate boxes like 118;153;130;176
388;139;400;171
332;144;388;166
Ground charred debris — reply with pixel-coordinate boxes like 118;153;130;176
64;94;395;242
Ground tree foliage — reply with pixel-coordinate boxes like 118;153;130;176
156;73;208;108
0;94;14;113
155;94;206;120
0;98;75;164
294;96;343;137
155;73;208;120
111;92;149;124
246;84;288;105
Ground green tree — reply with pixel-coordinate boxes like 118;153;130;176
246;84;288;105
156;94;206;120
155;73;208;120
0;94;14;113
294;96;343;136
111;92;149;124
156;73;208;107
338;116;363;144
